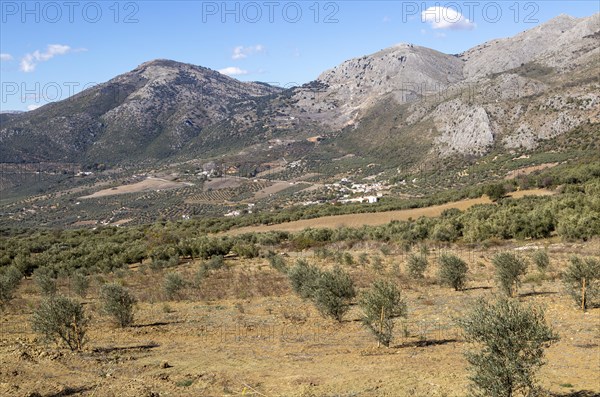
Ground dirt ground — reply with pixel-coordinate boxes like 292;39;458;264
1;239;598;397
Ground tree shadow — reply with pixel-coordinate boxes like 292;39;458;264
393;338;458;349
131;320;182;328
463;286;492;291
45;386;94;397
519;291;557;298
551;391;600;397
91;342;159;354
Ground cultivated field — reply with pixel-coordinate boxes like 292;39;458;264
229;189;556;234
1;240;598;397
80;178;192;199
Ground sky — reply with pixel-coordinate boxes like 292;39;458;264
1;1;598;111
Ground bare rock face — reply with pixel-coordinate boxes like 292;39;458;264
460;14;599;78
1;13;597;166
289;44;464;129
432;100;494;156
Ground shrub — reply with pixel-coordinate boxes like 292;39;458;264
232;242;259;259
267;252;288;273
33;267;57;296
70;271;90;298
100;283;136;327
287;259;322;300
371;255;384;272
312;267;356;322
492;252;528;297
438;254;468;291
458;297;558;397
31;295;88;351
359;280;407;347
485;183;507;202
163;272;186;300
0;265;22;306
358;253;369;266
532;250;550;273
407;253;428;279
205;255;224;271
562;256;600;310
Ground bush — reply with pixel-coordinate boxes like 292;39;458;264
100;283;136;327
359;280;407;347
438;254;468;291
70;271;90;298
312;267;356;322
407;253;428;279
371;255;384;272
0;265;22;306
532;250;550;273
33;267;57;296
458;297;558;397
287;259;322;300
232;242;259;259
492;252;528;297
267;252;288;273
485;183;506;202
562;256;600;310
163;272;186;300
31;295;88;351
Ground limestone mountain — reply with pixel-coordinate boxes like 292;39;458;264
0;59;281;163
1;13;598;169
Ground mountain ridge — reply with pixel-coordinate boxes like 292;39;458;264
1;12;598;169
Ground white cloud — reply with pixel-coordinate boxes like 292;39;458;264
218;66;249;76
27;104;43;111
232;44;265;60
0;53;13;61
422;6;476;30
20;44;84;72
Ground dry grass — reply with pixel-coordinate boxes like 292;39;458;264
80;177;191;199
229;189;555;235
1;240;598;397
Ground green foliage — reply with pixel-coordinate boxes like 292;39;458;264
232;242;259;259
492;252;528;297
0;265;22;306
287;261;355;322
358;253;369;266
484;183;507;202
359;280;407;347
287;259;322;300
267;252;288;273
371;255;384;272
33;267;57;296
562;256;600;310
438;254;468;291
531;250;550;273
407;253;428;279
458;297;558;397
70;271;90;298
100;283;136;327
31;295;88;351
163;272;186;300
312;266;356;322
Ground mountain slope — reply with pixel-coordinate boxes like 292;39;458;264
0;60;281;164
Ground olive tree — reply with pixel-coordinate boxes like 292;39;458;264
359;280;407;347
492;252;528;297
31;295;88;351
458;297;558;397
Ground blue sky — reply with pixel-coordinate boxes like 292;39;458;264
1;1;598;111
